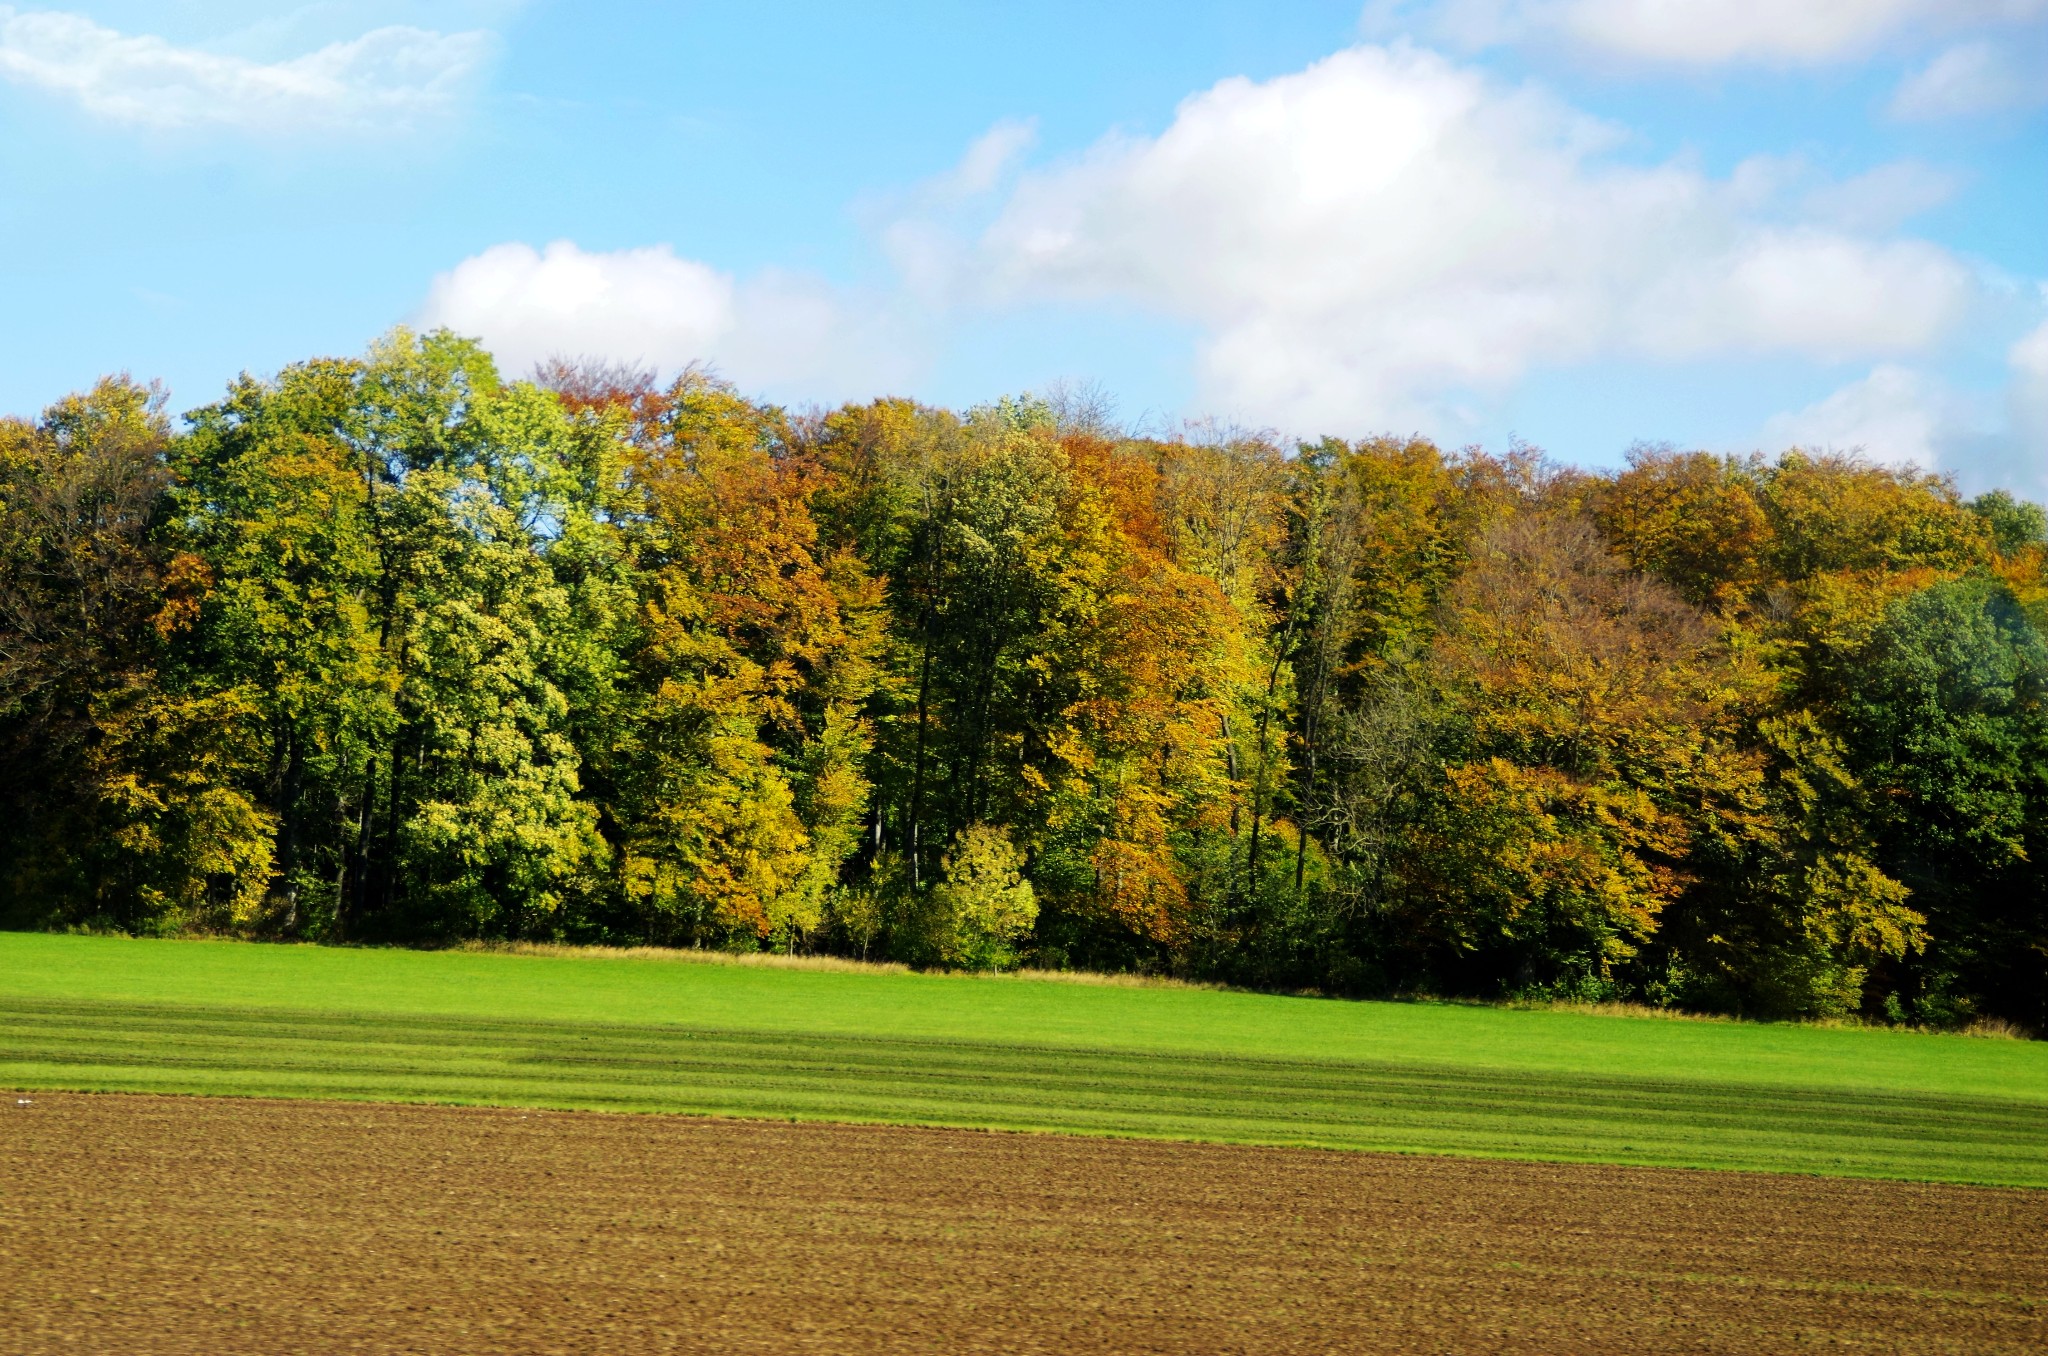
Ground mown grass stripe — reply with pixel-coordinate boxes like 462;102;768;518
5;996;2043;1186
12;933;2044;1106
9;1001;2033;1139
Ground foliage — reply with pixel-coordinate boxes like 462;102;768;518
0;379;273;931
931;823;1039;969
5;339;2047;1030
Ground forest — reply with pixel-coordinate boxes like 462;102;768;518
3;328;2044;1030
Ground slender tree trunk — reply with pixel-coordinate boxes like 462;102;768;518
1294;739;1315;895
1220;712;1241;837
378;726;408;921
275;728;304;931
343;756;376;940
962;640;997;826
1246;646;1286;892
907;489;947;889
908;635;934;888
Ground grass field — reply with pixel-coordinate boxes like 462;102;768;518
3;932;2045;1185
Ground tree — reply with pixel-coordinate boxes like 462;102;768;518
1399;512;1763;996
172;359;388;932
932;823;1038;970
16;344;2048;1028
1970;490;2048;558
0;378;274;930
1843;578;2048;1027
601;369;884;946
1593;447;1773;612
172;331;610;940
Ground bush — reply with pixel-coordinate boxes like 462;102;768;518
933;824;1038;970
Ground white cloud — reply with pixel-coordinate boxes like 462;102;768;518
1760;364;1958;467
1891;39;2048;119
415;240;921;401
932;118;1038;200
1950;310;2048;493
1755;308;2048;493
874;118;1041;304
1387;0;2047;66
1800;160;1957;232
2010;315;2048;465
944;44;1976;432
403;43;2022;450
420;242;734;372
0;7;492;130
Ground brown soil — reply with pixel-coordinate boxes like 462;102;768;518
2;1093;2042;1355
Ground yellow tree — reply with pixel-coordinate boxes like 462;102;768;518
1037;439;1254;946
1403;512;1768;992
601;370;885;944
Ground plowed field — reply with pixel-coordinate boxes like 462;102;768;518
4;1093;2043;1355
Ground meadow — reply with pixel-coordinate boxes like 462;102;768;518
4;932;2044;1186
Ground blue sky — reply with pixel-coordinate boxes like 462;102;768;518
3;1;2045;488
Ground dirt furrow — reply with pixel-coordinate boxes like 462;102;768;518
2;1092;2042;1354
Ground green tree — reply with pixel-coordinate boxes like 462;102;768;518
933;822;1039;969
174;330;609;940
1844;578;2048;1027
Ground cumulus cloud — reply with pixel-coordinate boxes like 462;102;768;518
1753;307;2048;494
1890;39;2048;119
941;45;1976;431
415;240;922;401
408;43;2011;443
1760;365;1959;468
2010;316;2048;464
1382;0;2047;66
0;7;492;130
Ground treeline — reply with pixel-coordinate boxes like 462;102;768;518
4;330;2046;1030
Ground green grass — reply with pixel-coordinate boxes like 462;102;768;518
4;932;2045;1186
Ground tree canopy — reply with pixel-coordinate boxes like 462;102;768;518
4;334;2044;1033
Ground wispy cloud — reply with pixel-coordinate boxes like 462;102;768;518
1370;0;2048;68
0;7;495;131
2008;313;2048;479
1761;364;1962;469
1757;303;2048;494
1891;39;2048;120
928;118;1039;200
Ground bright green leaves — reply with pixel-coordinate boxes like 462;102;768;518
1838;578;2048;1021
934;823;1039;969
164;330;609;940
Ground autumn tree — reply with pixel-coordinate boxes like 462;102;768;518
587;369;885;946
0;379;273;930
12;345;2048;1028
1392;512;1768;996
